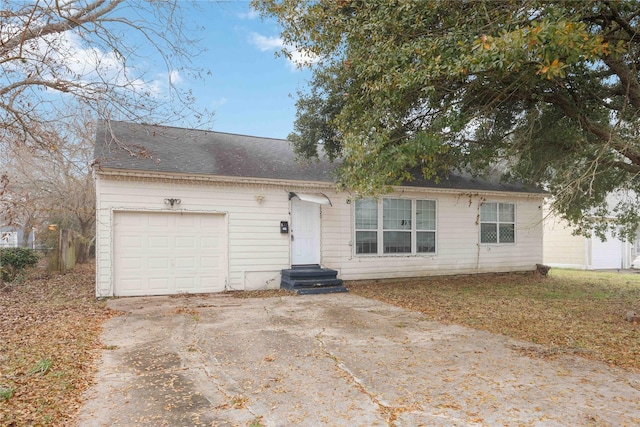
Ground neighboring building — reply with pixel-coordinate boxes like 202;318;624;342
0;226;34;248
93;121;546;297
543;207;637;270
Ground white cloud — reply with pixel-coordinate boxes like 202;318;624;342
238;8;260;20
249;32;318;71
249;32;284;51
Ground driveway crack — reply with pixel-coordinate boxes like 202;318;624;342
315;329;399;427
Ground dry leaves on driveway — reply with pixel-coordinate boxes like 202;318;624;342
0;263;116;427
348;269;640;372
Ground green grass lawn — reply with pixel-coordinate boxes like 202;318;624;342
348;269;640;372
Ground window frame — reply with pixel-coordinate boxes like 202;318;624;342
354;197;437;256
479;201;516;245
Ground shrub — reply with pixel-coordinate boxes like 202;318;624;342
0;247;39;282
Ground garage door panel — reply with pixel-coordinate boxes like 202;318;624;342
175;277;196;289
149;257;171;269
200;215;223;227
120;235;143;249
199;279;223;292
175;257;195;268
200;255;221;268
118;214;143;227
149;236;170;249
120;278;143;293
148;278;170;291
176;236;196;248
114;212;226;296
176;215;196;227
148;215;170;227
201;236;221;249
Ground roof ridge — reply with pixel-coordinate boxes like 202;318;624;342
107;120;288;143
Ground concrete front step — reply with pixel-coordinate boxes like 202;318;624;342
295;285;348;295
280;265;347;294
281;268;339;280
281;277;344;289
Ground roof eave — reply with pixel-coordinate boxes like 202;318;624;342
94;168;335;189
96;167;544;198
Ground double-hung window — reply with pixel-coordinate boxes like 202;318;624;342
355;198;436;255
480;202;515;244
355;199;378;254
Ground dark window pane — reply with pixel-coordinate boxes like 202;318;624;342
499;224;515;243
356;231;377;254
383;231;411;253
480;223;497;243
417;231;435;253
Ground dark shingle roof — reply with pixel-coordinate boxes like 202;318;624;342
94;121;544;194
94;121;337;182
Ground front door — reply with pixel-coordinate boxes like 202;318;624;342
290;199;321;265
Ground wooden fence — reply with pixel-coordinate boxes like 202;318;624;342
49;229;80;273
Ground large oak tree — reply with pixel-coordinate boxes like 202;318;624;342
255;0;640;239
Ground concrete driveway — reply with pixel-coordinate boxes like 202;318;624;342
77;293;640;427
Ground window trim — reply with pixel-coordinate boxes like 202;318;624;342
479;201;516;245
354;197;437;256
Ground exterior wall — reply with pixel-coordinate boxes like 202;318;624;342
321;190;544;280
542;211;588;269
96;173;545;296
543;209;634;270
95;174;309;297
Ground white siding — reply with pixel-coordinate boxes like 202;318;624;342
96;173;545;296
543;209;634;270
95;175;295;297
543;211;588;269
322;191;544;280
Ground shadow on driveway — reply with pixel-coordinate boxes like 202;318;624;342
77;293;640;426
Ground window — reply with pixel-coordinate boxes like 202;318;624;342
355;198;436;255
480;202;515;244
416;200;436;253
383;198;412;253
355;199;378;254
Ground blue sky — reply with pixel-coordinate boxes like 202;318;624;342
177;2;312;140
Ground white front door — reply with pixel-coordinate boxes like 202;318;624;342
291;199;321;265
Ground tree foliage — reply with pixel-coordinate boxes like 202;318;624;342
255;0;640;239
0;0;210;148
0;113;96;255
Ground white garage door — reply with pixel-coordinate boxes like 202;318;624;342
114;212;226;296
590;230;623;269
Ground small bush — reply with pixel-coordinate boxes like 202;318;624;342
0;247;39;282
